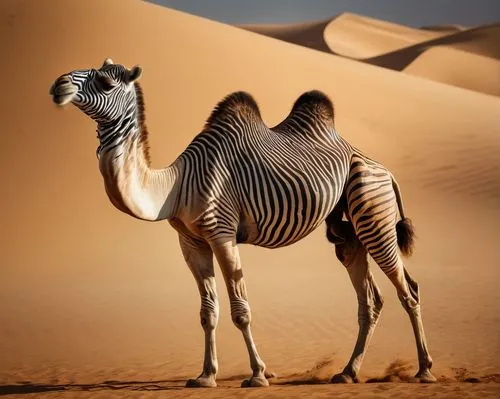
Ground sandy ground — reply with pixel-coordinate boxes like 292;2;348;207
241;14;500;95
240;13;446;58
239;19;333;53
421;24;469;33
1;381;500;399
1;0;499;398
403;46;500;96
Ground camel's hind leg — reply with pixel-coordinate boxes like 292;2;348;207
326;214;384;383
344;156;435;383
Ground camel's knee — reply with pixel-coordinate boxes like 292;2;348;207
359;304;383;327
232;311;251;330
398;268;421;312
399;293;420;313
359;280;384;325
370;285;384;319
230;298;251;330
200;298;219;331
200;310;218;331
373;287;384;314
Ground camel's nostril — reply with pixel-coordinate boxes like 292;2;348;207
51;76;72;96
56;76;71;85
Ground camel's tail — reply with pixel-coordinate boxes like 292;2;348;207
392;176;416;257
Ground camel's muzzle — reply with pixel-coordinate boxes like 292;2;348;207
50;75;78;106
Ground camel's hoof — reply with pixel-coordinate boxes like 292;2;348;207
241;376;269;388
185;376;217;388
330;373;357;384
415;369;437;383
264;370;278;379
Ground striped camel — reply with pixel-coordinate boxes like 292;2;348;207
50;59;436;387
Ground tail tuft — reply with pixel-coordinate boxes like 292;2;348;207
396;217;416;257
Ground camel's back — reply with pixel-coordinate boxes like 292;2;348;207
195;90;346;159
184;91;350;187
202;90;336;139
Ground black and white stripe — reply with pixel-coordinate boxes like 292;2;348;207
344;155;401;276
70;66;140;157
176;91;354;248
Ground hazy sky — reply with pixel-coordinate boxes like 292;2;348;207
147;0;500;27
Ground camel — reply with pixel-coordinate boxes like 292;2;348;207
50;58;435;387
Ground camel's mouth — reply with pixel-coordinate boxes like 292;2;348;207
50;76;78;106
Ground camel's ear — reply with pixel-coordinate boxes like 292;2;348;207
127;65;142;83
102;58;114;67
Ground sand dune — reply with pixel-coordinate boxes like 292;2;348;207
325;14;500;65
239;19;332;53
243;14;500;63
363;23;500;70
240;13;447;58
1;0;500;398
404;46;500;96
323;12;446;58
325;16;500;71
421;24;469;33
241;15;500;96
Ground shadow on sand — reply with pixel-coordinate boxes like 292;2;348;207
0;375;261;396
0;379;186;396
2;363;499;395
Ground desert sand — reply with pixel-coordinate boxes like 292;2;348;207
421;24;469;33
240;13;447;58
323;13;446;58
239;19;333;53
404;46;500;96
241;15;500;96
1;0;499;398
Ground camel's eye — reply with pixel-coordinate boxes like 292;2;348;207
95;73;116;91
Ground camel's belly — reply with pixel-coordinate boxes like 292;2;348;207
237;187;340;248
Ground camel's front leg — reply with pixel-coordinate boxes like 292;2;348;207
211;240;269;388
178;235;219;388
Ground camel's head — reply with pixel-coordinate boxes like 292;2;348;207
50;58;142;123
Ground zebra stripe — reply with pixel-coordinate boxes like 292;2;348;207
345;156;401;276
69;66;140;158
176;91;351;248
64;63;409;262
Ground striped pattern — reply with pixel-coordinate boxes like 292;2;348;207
53;61;435;384
69;65;140;157
177;91;354;248
65;63;411;261
344;155;401;276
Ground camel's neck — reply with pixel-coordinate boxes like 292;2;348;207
98;137;180;221
96;84;181;221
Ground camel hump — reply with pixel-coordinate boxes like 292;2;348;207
204;91;262;128
290;90;334;123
